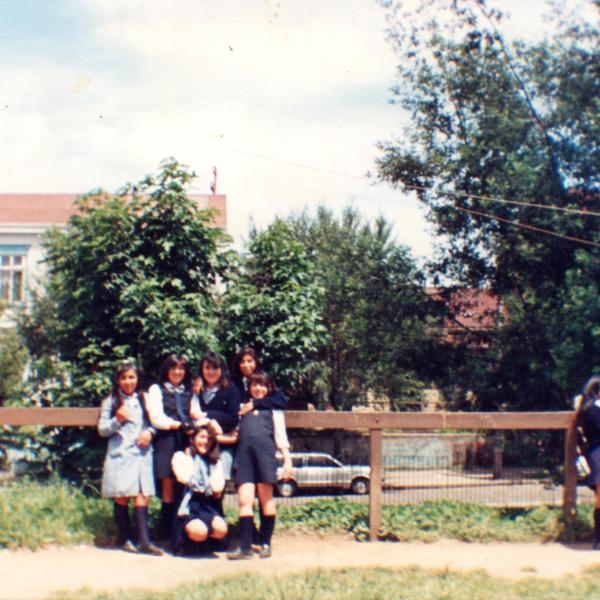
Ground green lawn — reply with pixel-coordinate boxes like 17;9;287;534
51;566;600;600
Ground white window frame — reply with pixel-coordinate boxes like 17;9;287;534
0;245;28;305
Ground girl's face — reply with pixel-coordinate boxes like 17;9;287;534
202;361;222;387
168;362;186;387
117;368;138;396
250;381;269;400
239;354;257;378
192;429;211;455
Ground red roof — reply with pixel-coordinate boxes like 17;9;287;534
0;193;227;229
426;287;501;347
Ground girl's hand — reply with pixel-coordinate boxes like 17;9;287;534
115;405;129;424
170;420;182;430
136;429;152;448
238;401;254;416
281;457;293;480
192;377;203;395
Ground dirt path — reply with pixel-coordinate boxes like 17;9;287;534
2;534;600;600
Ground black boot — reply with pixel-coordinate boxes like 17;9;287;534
259;514;275;558
227;516;254;559
134;506;163;555
114;502;136;552
159;502;175;542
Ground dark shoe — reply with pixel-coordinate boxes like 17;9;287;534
138;543;164;556
120;540;138;553
227;548;253;560
593;543;600;550
258;544;271;559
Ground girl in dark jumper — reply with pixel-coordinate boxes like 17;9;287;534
228;370;292;559
146;353;194;540
98;362;162;555
576;375;600;549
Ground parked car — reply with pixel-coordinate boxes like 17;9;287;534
276;452;371;497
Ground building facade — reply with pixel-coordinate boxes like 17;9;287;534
0;193;227;327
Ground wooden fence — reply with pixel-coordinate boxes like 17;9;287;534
0;408;579;541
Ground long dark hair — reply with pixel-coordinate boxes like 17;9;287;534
198;351;231;389
158;353;191;387
189;424;220;464
233;347;260;379
109;362;147;420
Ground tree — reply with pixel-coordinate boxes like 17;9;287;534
219;220;326;406
376;0;600;409
17;159;232;480
286;206;437;410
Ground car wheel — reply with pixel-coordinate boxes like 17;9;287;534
277;480;297;497
351;477;369;495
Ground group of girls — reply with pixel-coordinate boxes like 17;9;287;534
98;348;292;559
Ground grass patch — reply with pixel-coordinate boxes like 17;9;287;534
278;497;593;544
52;566;600;600
0;480;595;549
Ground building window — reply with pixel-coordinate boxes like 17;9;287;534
0;247;27;304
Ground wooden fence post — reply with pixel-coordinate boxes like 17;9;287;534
563;413;578;524
369;428;383;542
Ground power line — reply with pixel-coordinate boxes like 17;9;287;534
216;144;600;218
455;205;600;249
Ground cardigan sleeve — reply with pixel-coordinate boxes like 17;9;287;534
253;389;288;411
273;410;290;451
146;384;180;430
97;395;121;437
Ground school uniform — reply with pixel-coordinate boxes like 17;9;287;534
579;399;600;485
172;450;225;526
147;382;192;479
191;383;241;479
234;401;290;486
98;393;155;498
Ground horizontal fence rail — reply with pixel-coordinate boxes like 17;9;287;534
0;408;576;429
0;408;580;540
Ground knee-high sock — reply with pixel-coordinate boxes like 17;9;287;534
239;516;254;553
160;502;175;538
113;503;130;545
259;514;276;547
594;508;600;544
134;506;151;547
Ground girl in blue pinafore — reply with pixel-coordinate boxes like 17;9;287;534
98;362;162;555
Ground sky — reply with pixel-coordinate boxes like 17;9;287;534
0;0;588;261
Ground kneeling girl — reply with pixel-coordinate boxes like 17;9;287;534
171;424;228;550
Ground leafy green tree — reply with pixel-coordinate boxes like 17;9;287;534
376;0;600;409
286;206;437;410
17;159;231;480
219;220;326;406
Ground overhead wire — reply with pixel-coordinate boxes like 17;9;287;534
455;205;600;249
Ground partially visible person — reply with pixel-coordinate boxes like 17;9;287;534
146;353;194;540
97;362;162;555
171;423;228;554
228;370;292;560
576;375;600;549
232;347;287;412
